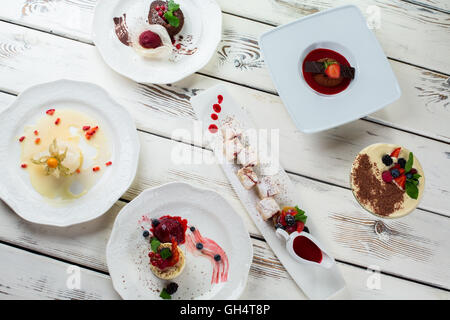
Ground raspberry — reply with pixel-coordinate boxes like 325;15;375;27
382;170;393;183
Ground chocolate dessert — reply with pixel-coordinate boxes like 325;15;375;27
149;0;184;39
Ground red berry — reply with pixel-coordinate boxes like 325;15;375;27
34;130;38;136
155;5;160;10
161;5;165;10
285;225;296;234
325;63;341;79
158;10;163;16
394;175;406;190
175;43;181;50
46;109;55;116
105;161;112;166
19;136;25;142
390;147;401;158
92;166;100;172
21;164;27;169
55;118;61;125
296;221;305;233
82;126;90;131
410;168;418;174
382;170;393;183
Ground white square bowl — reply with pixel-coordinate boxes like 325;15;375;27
259;5;401;133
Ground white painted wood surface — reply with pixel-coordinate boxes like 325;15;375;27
0;0;449;300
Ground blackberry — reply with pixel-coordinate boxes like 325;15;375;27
382;154;393;166
165;282;178;295
285;214;295;226
398;158;406;168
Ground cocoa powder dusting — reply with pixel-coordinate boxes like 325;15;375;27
352;154;404;216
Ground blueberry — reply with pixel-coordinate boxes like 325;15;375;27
398;158;406;168
152;219;160;227
303;226;310;234
406;172;413;179
165;282;178;295
143;230;150;238
285;214;295;226
190;226;196;232
391;169;400;178
382;154;393;166
196;242;203;250
214;254;221;261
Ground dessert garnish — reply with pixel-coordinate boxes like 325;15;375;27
151;215;188;244
148;237;186;280
273;206;308;234
31;139;81;178
160;282;178;300
185;226;229;284
302;48;355;95
149;0;184;38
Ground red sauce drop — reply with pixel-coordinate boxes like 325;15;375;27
293;236;323;263
151;215;188;244
211;113;218;120
302;48;351;95
217;95;223;104
213;104;221;113
139;30;162;49
208;124;218;133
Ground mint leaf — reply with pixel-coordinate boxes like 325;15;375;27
405;180;419;200
405;152;414;172
168;0;180;12
413;174;421;180
164;10;180;28
294;206;305;216
150;237;160;252
295;214;307;223
160;248;172;260
160;288;172;300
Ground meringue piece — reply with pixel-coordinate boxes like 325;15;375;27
224;137;243;161
256;176;280;199
130;22;172;59
237;146;258;167
221;122;242;141
237;167;258;190
256;197;280;221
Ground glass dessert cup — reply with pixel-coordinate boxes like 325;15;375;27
350;143;425;219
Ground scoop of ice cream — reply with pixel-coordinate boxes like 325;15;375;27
139;30;162;49
130;21;172;59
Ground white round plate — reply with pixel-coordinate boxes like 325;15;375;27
92;0;222;84
106;182;253;300
0;80;140;226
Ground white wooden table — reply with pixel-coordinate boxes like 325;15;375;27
0;0;449;300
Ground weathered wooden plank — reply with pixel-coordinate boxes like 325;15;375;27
1;233;449;299
0;125;448;290
0;1;449;141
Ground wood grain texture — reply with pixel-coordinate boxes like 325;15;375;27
1;225;449;300
0;23;448;216
0;1;449;141
0;122;448;290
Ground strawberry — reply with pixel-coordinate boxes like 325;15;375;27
399;168;405;175
296;221;305;233
393;163;401;169
394;175;406;190
325;63;341;79
390;147;401;158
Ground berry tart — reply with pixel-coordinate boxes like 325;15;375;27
351;143;425;218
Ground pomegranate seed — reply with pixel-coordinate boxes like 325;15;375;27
83;126;90;131
46;109;55;116
93;166;100;172
35;138;41;145
158;11;163;16
21;164;27;169
34;130;38;136
19;136;25;142
175;43;181;50
105;161;112;166
55;118;61;125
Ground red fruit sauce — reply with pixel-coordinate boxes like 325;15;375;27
151;215;188;244
293;236;323;263
302;48;351;95
139;31;162;49
211;113;218;120
213;104;221;113
208;124;218;133
217;95;223;104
